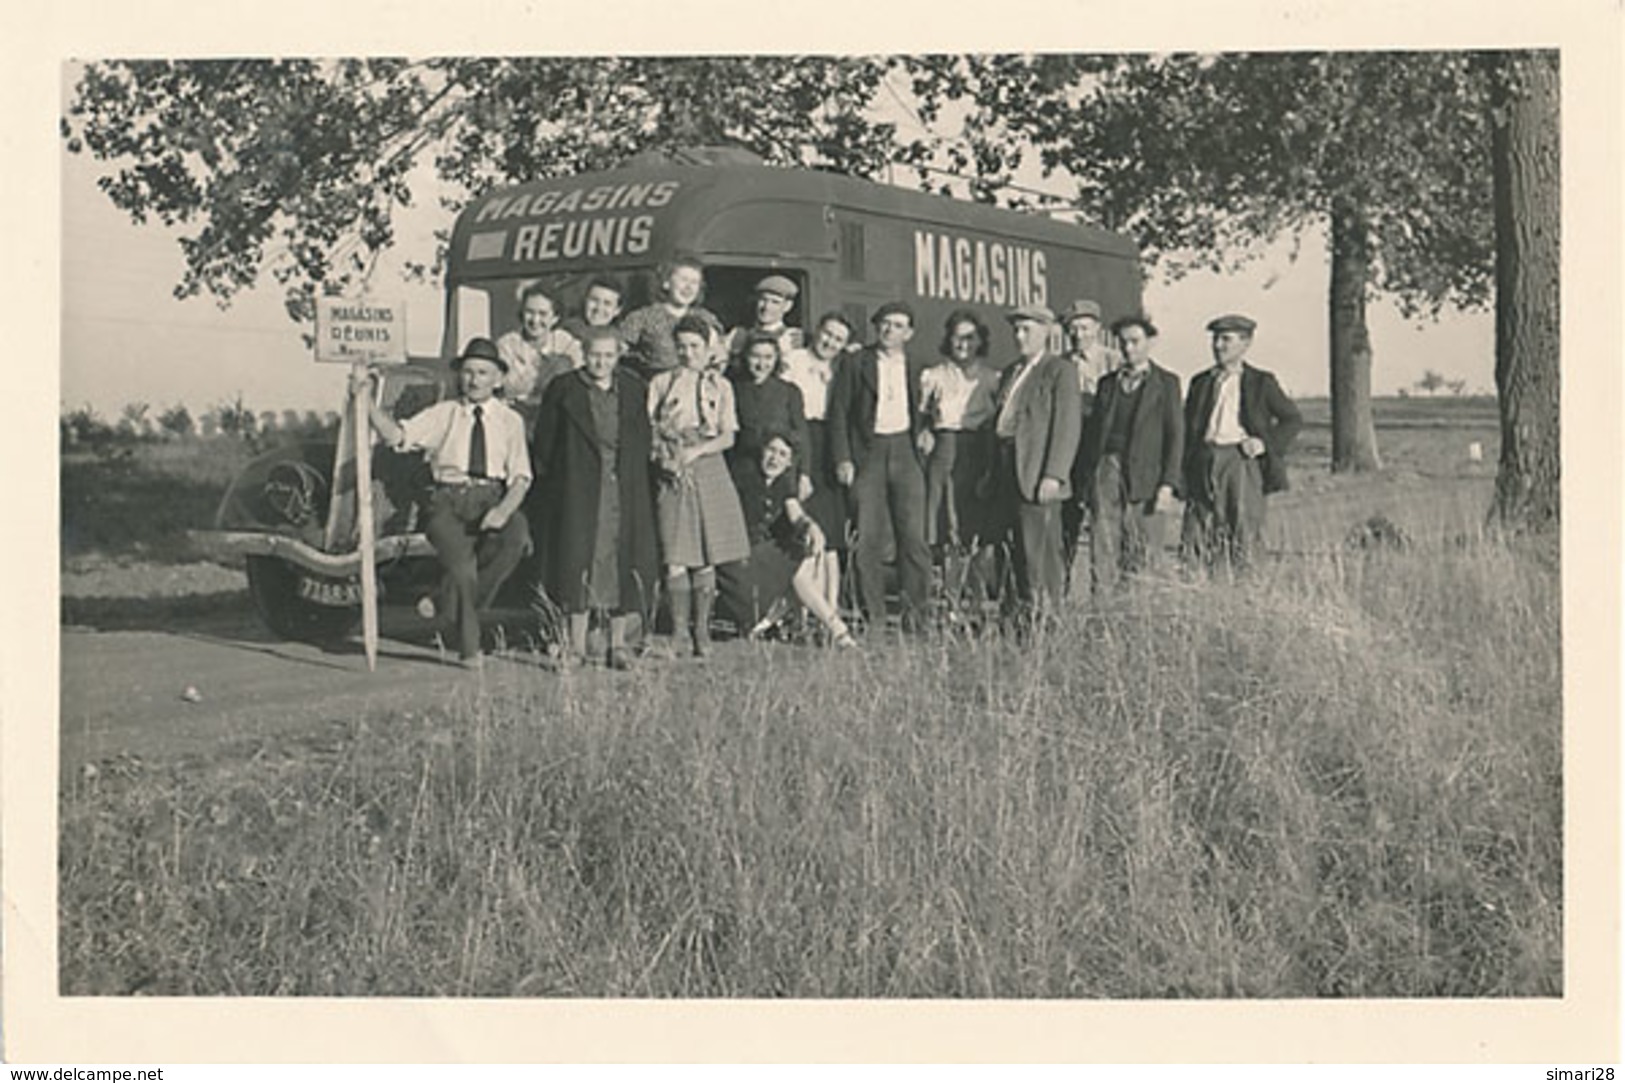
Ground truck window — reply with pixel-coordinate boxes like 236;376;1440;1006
702;266;809;334
454;271;657;348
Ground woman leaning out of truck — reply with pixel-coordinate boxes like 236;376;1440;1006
497;282;583;419
619;252;724;382
647;313;751;658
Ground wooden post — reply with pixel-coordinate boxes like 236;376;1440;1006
352;362;380;671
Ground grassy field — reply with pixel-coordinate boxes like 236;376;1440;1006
57;400;1560;998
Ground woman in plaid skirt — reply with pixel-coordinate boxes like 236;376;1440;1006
647;314;750;656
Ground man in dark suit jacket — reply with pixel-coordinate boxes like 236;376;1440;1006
828;301;933;629
1180;313;1302;569
1079;315;1184;590
990;304;1083;614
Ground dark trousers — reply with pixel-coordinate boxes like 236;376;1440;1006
852;432;931;626
1090;452;1163;591
423;482;531;659
1180;444;1264;570
1061;498;1090;576
996;444;1068;613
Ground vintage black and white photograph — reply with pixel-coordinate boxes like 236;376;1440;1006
13;0;1620;1061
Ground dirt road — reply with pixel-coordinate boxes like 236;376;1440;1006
59;605;545;768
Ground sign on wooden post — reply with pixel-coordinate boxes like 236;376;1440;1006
315;297;408;366
316;296;407;671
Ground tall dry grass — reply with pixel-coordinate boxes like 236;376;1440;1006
60;532;1560;997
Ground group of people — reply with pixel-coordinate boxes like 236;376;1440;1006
353;256;1302;670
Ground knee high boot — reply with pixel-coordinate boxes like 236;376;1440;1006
666;572;693;655
691;567;716;658
606;614;633;670
565;611;590;667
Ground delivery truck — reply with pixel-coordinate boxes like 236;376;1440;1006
196;148;1143;642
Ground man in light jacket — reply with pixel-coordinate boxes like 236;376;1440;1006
990;304;1083;615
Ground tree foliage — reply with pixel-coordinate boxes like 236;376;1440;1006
902;54;1495;309
903;53;1498;473
63;58;904;322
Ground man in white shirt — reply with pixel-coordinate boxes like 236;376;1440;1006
1179;314;1302;570
352;337;533;667
828;302;933;631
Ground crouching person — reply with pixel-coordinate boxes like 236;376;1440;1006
529;327;659;669
718;433;858;649
351;337;531;669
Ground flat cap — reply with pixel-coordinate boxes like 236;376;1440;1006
871;301;916;326
453;336;507;373
1206;313;1257;334
1057;299;1103;322
1006;303;1057;325
754;274;799;299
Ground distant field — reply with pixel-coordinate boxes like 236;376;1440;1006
1296;394;1500;427
59;395;1501;575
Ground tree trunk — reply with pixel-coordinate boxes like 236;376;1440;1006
1489;51;1561;530
1328;200;1382;472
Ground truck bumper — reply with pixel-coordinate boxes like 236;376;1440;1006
188;530;437;577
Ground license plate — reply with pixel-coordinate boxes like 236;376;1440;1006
298;576;363;607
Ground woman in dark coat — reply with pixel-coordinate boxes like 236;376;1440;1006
529;327;659;668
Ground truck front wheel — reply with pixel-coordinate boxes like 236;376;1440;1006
245;555;361;644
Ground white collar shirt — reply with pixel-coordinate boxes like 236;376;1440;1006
1205;364;1248;446
922;361;999;432
781;347;835;421
1071;343;1121;396
873;350;912;435
995;353;1046;440
1118;361;1152;395
395;397;533;484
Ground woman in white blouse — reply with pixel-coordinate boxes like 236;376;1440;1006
919;309;1002;615
647;314;751;657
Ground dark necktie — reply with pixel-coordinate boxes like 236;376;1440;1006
468;405;488;478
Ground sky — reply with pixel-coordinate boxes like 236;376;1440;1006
58;66;1496;420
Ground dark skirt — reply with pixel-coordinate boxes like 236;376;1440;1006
717;539;801;631
926;428;995;548
801;419;849;551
